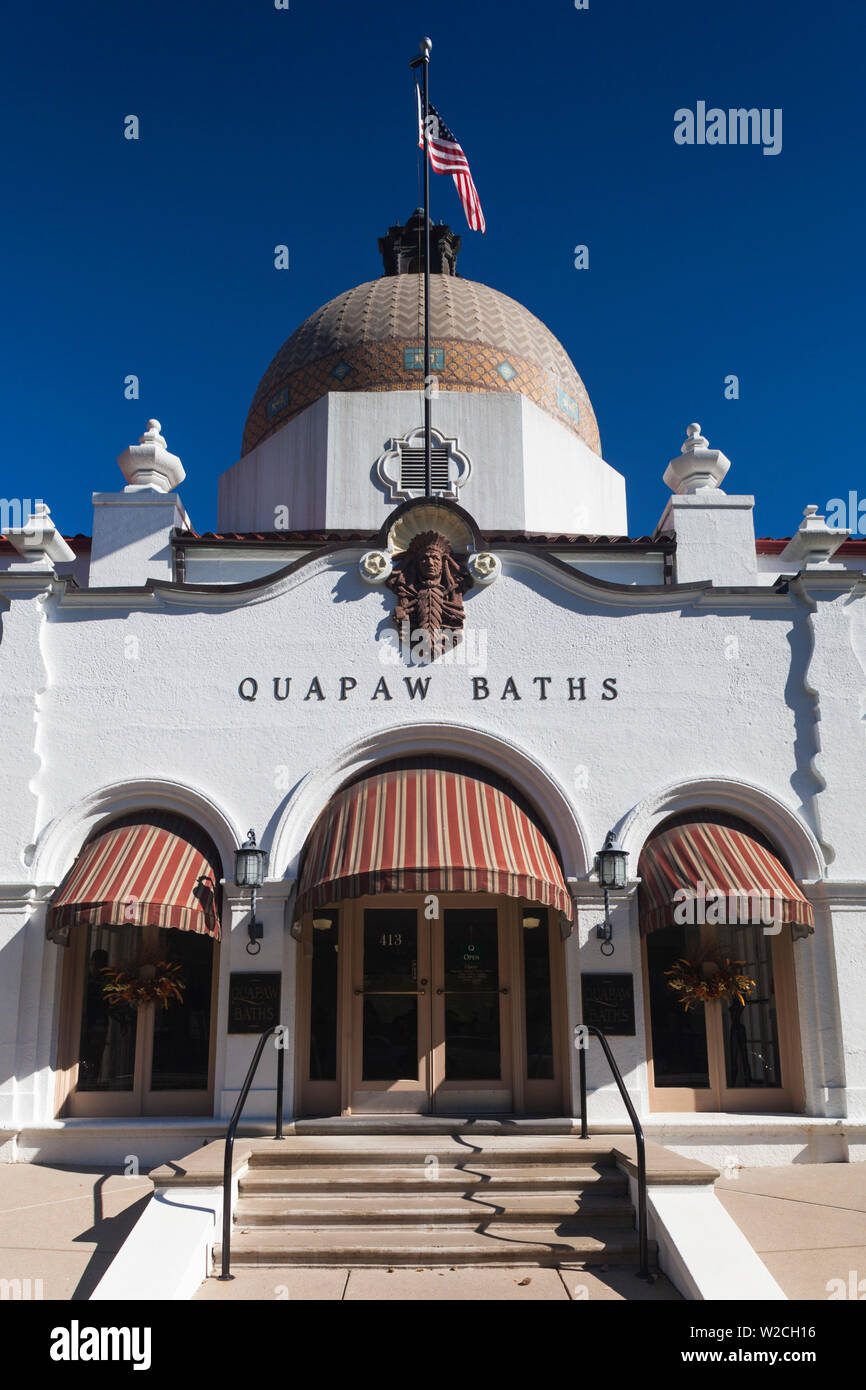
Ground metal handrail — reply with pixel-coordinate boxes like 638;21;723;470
578;1023;649;1279
218;1023;285;1280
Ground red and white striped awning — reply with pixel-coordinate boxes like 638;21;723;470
47;812;222;943
638;818;813;936
297;762;572;919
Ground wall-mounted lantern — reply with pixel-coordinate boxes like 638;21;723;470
594;831;628;956
235;829;268;955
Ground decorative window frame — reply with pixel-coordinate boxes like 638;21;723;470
376;426;472;503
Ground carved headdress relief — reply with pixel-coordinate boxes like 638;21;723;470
385;530;473;654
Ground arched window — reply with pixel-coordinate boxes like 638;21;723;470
639;811;808;1114
51;811;221;1117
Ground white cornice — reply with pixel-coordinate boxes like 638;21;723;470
55;551;344;612
791;570;866;599
0;884;56;909
54;583;160;610
0;573;58;599
49;544;806;617
801;880;866;909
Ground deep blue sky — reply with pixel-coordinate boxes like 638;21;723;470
2;0;863;540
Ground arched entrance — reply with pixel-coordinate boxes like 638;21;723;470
294;758;571;1116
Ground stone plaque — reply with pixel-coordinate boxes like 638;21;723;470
228;972;281;1034
581;973;635;1036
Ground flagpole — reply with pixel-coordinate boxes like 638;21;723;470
411;37;433;498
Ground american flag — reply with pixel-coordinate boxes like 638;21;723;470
416;87;486;234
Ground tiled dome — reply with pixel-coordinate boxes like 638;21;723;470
241;274;601;457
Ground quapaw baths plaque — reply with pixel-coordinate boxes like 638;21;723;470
228;973;282;1034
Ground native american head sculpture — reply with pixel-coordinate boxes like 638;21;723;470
385;530;473;653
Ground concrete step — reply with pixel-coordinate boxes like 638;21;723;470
220;1133;647;1273
239;1164;627;1196
217;1225;653;1268
234;1193;634;1227
247;1137;619;1169
293;1117;581;1136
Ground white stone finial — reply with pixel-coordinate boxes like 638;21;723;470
141;419;165;445
780;504;850;569
664;423;730;495
6;500;75;566
683;423;707;450
117;418;185;492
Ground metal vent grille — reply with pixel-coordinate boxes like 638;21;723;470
399;446;451;492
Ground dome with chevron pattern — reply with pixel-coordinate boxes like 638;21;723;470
241;273;601;458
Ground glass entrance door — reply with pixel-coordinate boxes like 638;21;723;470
298;894;565;1117
431;907;513;1112
349;899;513;1113
350;906;432;1113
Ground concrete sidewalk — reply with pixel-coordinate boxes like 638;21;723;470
715;1163;866;1300
194;1264;681;1300
0;1164;153;1300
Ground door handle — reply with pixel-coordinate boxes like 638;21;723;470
355;989;422;995
437;987;505;995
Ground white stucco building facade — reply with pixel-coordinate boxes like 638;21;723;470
1;213;864;1174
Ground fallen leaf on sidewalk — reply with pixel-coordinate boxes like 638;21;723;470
516;1277;531;1286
